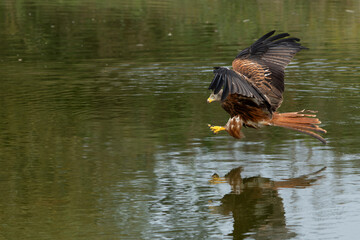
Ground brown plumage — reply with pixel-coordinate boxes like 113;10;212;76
207;30;327;144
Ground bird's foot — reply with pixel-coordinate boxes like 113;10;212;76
208;124;226;134
209;173;227;184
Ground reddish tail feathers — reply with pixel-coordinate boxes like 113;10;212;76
270;110;327;144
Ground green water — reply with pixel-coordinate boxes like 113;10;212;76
0;0;360;239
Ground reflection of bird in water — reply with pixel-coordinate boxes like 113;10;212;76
207;31;327;144
210;166;326;240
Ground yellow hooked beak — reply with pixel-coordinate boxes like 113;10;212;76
207;97;214;103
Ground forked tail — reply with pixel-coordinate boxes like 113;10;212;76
270;110;327;144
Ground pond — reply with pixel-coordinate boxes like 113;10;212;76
0;0;360;239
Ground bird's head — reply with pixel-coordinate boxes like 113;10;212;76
207;89;223;103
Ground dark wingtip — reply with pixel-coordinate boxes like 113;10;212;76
268;30;276;35
258;30;276;42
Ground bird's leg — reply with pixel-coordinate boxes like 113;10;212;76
208;124;226;134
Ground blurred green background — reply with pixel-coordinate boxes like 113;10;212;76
0;0;359;239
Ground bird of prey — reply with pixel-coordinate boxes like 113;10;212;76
207;30;327;144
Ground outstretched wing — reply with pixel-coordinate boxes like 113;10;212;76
208;67;271;110
233;30;306;111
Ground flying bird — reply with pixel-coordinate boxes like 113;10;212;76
207;30;327;144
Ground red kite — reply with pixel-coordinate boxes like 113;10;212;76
207;31;326;144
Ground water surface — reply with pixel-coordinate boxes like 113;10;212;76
0;0;360;239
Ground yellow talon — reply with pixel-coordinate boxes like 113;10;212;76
209;173;227;184
208;124;226;134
